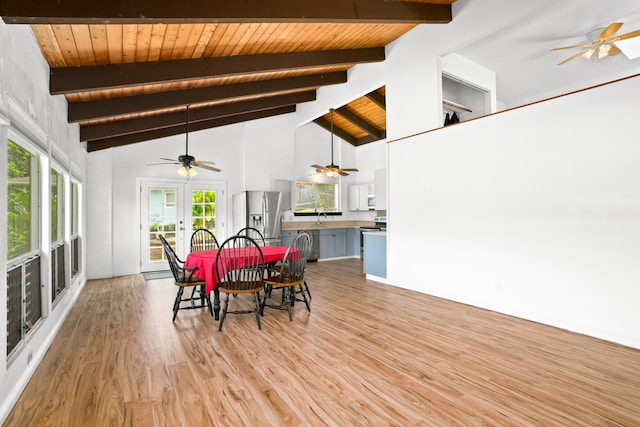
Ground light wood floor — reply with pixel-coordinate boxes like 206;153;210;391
4;258;640;426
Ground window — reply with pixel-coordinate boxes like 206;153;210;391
50;168;64;244
191;190;217;233
50;167;66;301
7;139;39;260
148;188;177;263
70;181;80;278
6;138;42;357
294;182;340;214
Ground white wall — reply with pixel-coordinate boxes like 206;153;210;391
0;21;88;423
389;75;640;349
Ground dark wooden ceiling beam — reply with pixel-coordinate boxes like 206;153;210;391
51;48;384;94
313;117;357;146
365;90;386;110
68;71;347;122
86;106;296;152
1;1;452;25
355;135;382;146
80;91;316;141
335;106;385;140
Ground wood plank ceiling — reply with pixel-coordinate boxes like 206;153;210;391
0;0;455;151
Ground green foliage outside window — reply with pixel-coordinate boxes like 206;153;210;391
295;182;339;213
7;140;36;260
192;190;216;231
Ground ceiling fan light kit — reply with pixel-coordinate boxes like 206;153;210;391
311;108;358;178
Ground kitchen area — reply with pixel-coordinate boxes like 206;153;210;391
276;166;388;280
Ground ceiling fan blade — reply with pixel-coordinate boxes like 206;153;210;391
311;164;329;171
598;22;623;40
611;29;640;42
608;45;622;56
147;162;178;166
551;44;591;51
340;168;359;172
557;49;589;65
337;170;350;176
192;160;216;166
160;157;179;162
194;164;221;172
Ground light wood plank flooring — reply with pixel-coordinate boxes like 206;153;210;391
4;259;640;426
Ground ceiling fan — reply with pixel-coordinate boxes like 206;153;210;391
552;22;640;65
149;105;221;176
311;108;358;177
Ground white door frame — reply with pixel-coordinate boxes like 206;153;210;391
137;177;227;272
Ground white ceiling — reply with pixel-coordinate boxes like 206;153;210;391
441;0;640;108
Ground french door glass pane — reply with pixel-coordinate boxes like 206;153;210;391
191;190;217;233
148;188;177;263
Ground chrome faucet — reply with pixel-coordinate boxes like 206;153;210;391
317;212;327;227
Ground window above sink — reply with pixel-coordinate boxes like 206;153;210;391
294;181;342;216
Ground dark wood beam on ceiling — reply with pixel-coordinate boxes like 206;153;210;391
86;105;295;152
313;117;357;146
68;71;347;122
0;1;452;25
335;106;386;140
51;48;384;94
366;90;386;110
80;91;316;141
355;135;382;146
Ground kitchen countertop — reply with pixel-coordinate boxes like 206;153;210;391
282;220;375;230
362;230;387;236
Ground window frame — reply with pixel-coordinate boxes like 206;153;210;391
293;181;342;216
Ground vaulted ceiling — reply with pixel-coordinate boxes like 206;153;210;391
0;0;456;151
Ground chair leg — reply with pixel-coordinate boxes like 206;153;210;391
218;293;230;331
253;293;262;330
304;280;311;300
298;283;311;312
206;293;214;317
260;285;271;316
284;287;293;321
173;287;184;321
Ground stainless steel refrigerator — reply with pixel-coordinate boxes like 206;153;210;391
232;191;283;246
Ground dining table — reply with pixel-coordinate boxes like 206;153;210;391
185;245;290;320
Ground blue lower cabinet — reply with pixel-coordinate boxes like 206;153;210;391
363;232;386;278
346;228;359;257
319;228;347;259
282;230;297;248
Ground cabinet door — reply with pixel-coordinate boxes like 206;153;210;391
346;228;359;256
334;229;347;257
281;230;297;248
348;184;369;211
319;230;333;258
348;185;360;211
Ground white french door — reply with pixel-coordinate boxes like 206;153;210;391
140;179;225;272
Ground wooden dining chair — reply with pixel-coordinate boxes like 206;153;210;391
215;235;266;331
295;230;313;305
159;235;213;321
260;232;312;320
190;228;219;252
236;226;266;246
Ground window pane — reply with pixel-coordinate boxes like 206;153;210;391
7;139;37;259
295;182;339;213
191;190;216;234
71;182;79;235
50;168;64;243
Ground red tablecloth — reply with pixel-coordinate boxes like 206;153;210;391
185;246;290;294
